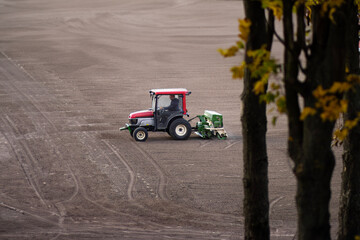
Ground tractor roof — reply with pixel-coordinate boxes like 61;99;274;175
149;88;191;95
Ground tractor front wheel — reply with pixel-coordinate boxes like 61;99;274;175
133;127;148;142
169;118;191;140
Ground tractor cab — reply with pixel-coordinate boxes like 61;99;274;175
149;88;191;130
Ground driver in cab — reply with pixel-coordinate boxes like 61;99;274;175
161;95;179;112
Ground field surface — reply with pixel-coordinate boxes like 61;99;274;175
0;0;342;239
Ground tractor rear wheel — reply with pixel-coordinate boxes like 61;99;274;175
133;127;148;142
169;118;191;140
166;128;171;136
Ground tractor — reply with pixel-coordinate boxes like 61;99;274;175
119;88;227;141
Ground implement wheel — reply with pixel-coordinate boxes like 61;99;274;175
169;118;191;140
133;127;148;142
217;133;227;140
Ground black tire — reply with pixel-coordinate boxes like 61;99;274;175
169;118;191;140
133;127;148;142
166;128;171;136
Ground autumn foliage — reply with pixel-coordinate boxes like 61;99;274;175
219;0;360;143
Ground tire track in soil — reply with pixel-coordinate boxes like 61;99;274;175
0;51;58;132
0;116;48;208
62;156;164;231
115;138;242;226
23;119;149;228
269;196;285;215
0;52;67;216
98;134;168;201
0;115;74;230
199;139;240;150
33;130;155;231
0;52;80;229
79;136;210;229
53;162;80;227
0;50;160;229
102;140;135;200
80;132;165;204
2;115;81;229
0;201;61;228
74;131;138;201
38;130;157;232
97;138;229;228
1;51;191;227
224;140;240;150
50;128;174;230
130;142;169;200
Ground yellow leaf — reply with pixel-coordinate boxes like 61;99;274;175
340;99;348;112
253;80;266;95
236;41;245;49
329;82;352;93
238;18;251;41
344;118;359;129
270;82;280;90
262;0;283;20
276;96;286;113
231;63;245;79
300;107;316;121
313;86;327;98
334;128;348;141
329;8;336;23
346;74;360;84
320;109;338;122
217;46;239;57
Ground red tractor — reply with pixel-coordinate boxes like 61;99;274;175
120;88;192;141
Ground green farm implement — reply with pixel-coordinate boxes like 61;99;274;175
192;110;227;140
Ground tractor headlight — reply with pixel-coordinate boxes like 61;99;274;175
129;118;138;125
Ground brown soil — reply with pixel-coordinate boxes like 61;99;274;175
0;0;342;239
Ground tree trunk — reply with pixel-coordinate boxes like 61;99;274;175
241;1;272;239
338;1;360;239
242;68;269;240
282;2;347;239
296;115;335;240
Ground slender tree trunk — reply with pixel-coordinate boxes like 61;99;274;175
241;1;272;239
338;1;360;239
241;69;269;240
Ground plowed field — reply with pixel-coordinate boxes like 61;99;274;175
0;0;342;239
